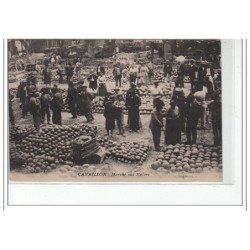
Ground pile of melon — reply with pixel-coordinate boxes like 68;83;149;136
151;144;222;172
10;125;35;141
11;124;97;173
96;136;117;148
106;141;151;164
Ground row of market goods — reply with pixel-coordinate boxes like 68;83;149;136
10;83;174;115
151;144;222;172
10;124;222;174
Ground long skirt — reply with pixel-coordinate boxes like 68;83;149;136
105;116;115;130
165;118;181;145
128;107;140;131
98;84;107;96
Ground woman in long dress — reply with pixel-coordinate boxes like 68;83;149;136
164;100;181;145
125;84;141;132
139;63;149;85
97;73;107;97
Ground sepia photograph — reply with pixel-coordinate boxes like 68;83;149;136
8;39;222;182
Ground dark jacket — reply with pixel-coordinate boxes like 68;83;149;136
197;66;214;81
65;65;74;76
17;83;27;103
125;89;141;108
29;97;41;115
40;93;52;108
184;101;203;127
197;66;206;80
67;87;78;105
209;101;222;123
51;92;64;110
189;65;197;80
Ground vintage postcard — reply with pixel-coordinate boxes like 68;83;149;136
8;39;222;182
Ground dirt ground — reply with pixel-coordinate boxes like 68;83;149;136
9;78;222;182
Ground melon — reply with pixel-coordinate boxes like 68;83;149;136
46;166;52;172
169;158;176;164
177;156;183;161
183;164;191;171
162;161;170;169
177;166;183;171
202;161;210;168
196;162;203;168
196;167;203;173
175;162;182;168
182;157;189;163
191;149;198;155
190;168;195;173
35;167;41;173
170;166;177;172
151;162;160;170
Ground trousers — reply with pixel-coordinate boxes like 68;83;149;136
52;109;62;125
41;105;51;123
212;120;222;146
33;113;42;131
151;128;161;150
115;75;122;87
186;124;197;145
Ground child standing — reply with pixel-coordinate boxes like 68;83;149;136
104;92;115;137
113;93;125;136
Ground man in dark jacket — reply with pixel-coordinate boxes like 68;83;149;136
163;61;172;82
9;91;15;126
175;73;184;88
197;63;207;88
43;65;51;85
126;83;141;132
17;80;28;118
65;62;74;84
113;63;122;87
189;60;197;89
56;65;63;84
66;82;78;119
208;93;222;146
77;83;94;122
184;94;203;144
197;62;214;88
51;89;64;125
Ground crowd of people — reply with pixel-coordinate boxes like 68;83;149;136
149;59;222;151
9;54;222;151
